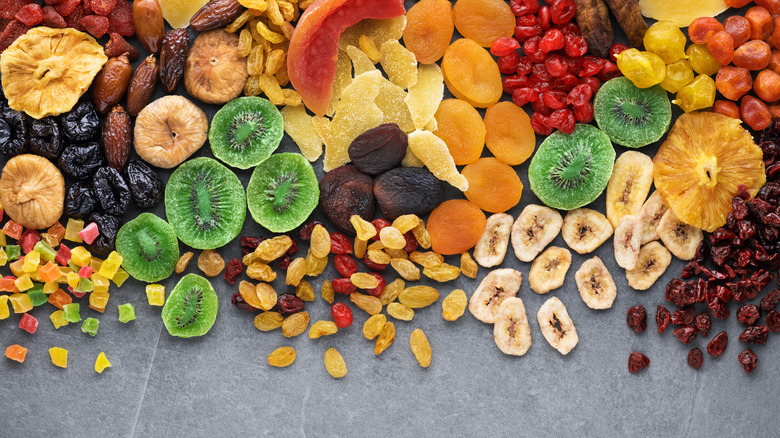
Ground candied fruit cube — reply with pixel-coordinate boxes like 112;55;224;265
99;251;122;279
74;277;93;293
5;245;20;261
0;248;7;267
34;241;57;262
57;266;73;283
78;265;93;279
0;231;6;246
48;222;66;242
90;257;103;272
43;281;58;294
95;352;111;373
9;293;32;313
0;295;8;320
81;317;99;336
64;219;84;243
118;303;135;323
50;310;68;329
49;347;68;368
146;284;165;306
19;313;38;334
9;259;24;277
38;262;61;283
70;246;92;267
15;275;33;292
111;267;129;287
91;273;109;293
62;303;81;323
55;244;71;266
19;229;40;254
67;272;80;289
22;251;40;272
0;276;16;292
5;344;27;363
78;222;99;245
27;287;46;306
89;291;109;313
47;289;72;309
3;220;23;240
41;233;59;248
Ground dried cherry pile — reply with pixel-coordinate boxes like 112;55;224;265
494;0;621;135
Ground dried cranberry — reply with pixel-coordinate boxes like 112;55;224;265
550;0;576;23
548;108;575;134
687;347;704;370
240;236;264;250
656;305;671;333
671;307;694;325
564;35;588;57
503;74;530;93
276;293;304;315
674;326;697;344
497;51;521;74
365;272;385;297
286;236;298;256
362;253;388;271
609;43;628;62
223;258;242;285
231;292;256;312
738;325;769;344
516;56;534;76
626;305;647;332
298;220;322;241
628;351;650;373
512;87;538;106
766;310;780;331
331;302;353;328
554;72;580;91
540;91;567;109
530;112;553;135
334;254;358;277
555;22;580;37
708;297;730;319
332;277;357;294
276;255;291;271
544;54;568;77
514;23;543;41
510;0;540;16
737;304;761;325
738;349;758;373
761;289;780;312
566;83;592;107
490;37;520;57
694;312;711;337
707;331;728;357
402;232;418;253
579;56;604;76
329;232;352;255
371;218;390;241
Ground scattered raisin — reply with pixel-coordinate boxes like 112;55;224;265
626;305;647;333
125;160;164;208
232;292;257;312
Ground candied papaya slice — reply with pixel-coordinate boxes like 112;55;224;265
403;0;454;64
288;0;405;116
433;98;485;165
484;101;536;166
442;38;503;108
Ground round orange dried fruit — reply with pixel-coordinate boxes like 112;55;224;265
484;101;536;166
452;0;516;47
427;199;486;255
433;99;486;165
442;38;503;108
462;158;523;213
403;0;454;64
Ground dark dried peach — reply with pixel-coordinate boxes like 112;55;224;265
348;123;407;175
373;167;445;220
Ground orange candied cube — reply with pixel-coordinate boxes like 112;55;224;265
5;344;27;363
47;289;72;310
47;223;66;242
0;276;15;292
38;262;61;283
2;221;23;240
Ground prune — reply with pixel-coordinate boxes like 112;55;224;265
628;351;650;373
276;293;304;315
0;109;29;157
737;304;760;325
125;160;163;208
694;312;711;337
319;165;375;235
92;166;130;215
687;347;704;370
707;331;728;357
626;305;647;332
348;123;408;175
87;212;121;255
738;349;757;374
64;182;96;219
373;167;446;220
28;117;62;159
60;101;100;141
58;142;105;180
738;325;768;344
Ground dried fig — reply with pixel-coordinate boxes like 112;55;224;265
348;123;408;175
134;95;208;168
0;154;65;229
320;165;375;235
184;29;248;105
373;167;445;220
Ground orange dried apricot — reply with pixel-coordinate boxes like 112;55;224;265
403;0;454;64
442;38;503;108
452;0;515;47
462;158;523;213
484;101;536;166
426;199;486;255
433;99;485;165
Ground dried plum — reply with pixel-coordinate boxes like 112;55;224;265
59;142;105;180
348;123;407;175
0;109;29;157
29;117;63;159
88;212;121;255
93;166;130;216
64;182;96;219
60;101;100;141
125;160;164;208
373;167;445;220
319;165;375;235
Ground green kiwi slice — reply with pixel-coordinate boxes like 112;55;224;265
594;77;671;149
116;213;179;283
162;274;218;338
209;96;284;169
165;157;246;249
528;124;615;210
246;153;319;233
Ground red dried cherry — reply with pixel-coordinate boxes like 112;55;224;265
550;0;576;24
539;28;564;53
572;102;594;123
510;0;540;16
402;232;418;253
331;302;353;328
609;43;628;62
503;74;530;93
597;60;621;81
626;305;647;332
365;272;386;297
580;76;601;95
564;35;588;57
512;87;538;106
330;232;353;255
490;37;521;57
707;331;728;356
298;220;322;241
540;90;567;109
334;254;358;277
688;347;704;369
514;23;543;42
498;51;521;74
767;310;780;332
537;5;551;30
671;307;694;325
516;56;534;75
760;289;780;311
362;253;388;271
232;292;257;312
548;108;576;134
276;293;305;315
628;351;650;373
530;112;554;135
566;83;592;107
579;56;604;76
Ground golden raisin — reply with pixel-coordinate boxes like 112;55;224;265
175;251;194;274
324;347;347;378
198;250;225;277
285;257;307;286
281;311;310;337
412;222;432;249
375;321;396;355
387;302;415;321
423;263;461;282
305;248;328;276
391;258;421;281
399;286;440;308
351;215;377;240
350;272;380;289
239;280;264;309
309;320;338;339
310;224;331;258
380;278;405;305
441;289;468;321
349;292;383;315
460;252;478;279
379;226;406;250
255;235;293;261
392;215;421;234
363;314;387;339
354;238;368;258
296;280;315;301
256;283;277;311
409;328;432;367
267;347;296;367
409;251;444;268
246;261;276;282
321;279;335;304
367;249;392;265
254;311;284;331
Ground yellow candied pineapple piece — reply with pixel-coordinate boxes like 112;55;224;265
98;251;123;280
345;45;377;75
112;267;129;287
146;284;165;306
158;0;208;29
0;248;7;266
95;352;111;373
405;63;444;130
64;219;84;243
375;79;415;133
380;40;418;90
70;247;92;267
22;250;40;272
50;310;68;329
49;347;68;368
9;259;25;277
281;105;323;162
43;281;59;294
91;273;110;293
407;130;468;191
67;272;81;289
9;293;32;312
0;231;6;246
0;295;8;320
90;257;103;273
89;291;109;312
14;275;33;292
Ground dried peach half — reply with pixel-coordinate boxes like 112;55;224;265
462;158;523;213
442;38;503;108
433;99;485;166
484;101;536;166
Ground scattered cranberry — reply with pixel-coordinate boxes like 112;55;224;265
738;349;758;374
656;305;671;334
490;37;521;57
628;351;650;373
365;272;386;297
330;232;353;254
737;304;760;326
402;232;418;253
671;307;694;325
609;43;628;62
331;302;353;328
674;326;697;344
297;220;322;241
286;237;298;256
687;347;704;370
626;305;647;333
767;310;780;332
277;255;291;271
707;331;728;357
760;289;780;312
240;236;264;250
223;258;243;285
738;326;769;344
694;312;711;337
362;253;388;271
276;294;305;315
332;277;357;295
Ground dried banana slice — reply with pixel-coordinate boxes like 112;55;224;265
626;241;672;290
561;208;613;254
528;246;571;294
1;27;107;119
606;151;654;228
473;213;513;268
0;154;65;230
537;297;578;355
511;204;562;262
656;209;703;260
575;256;617;309
638;190;668;245
468;268;523;323
493;297;532;356
613;215;642;270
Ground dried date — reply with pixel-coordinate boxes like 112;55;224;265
92;53;132;114
127;55;159;116
160;28;189;92
102;105;132;171
190;0;244;31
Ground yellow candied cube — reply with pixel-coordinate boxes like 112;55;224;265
9;259;24;277
95;352;111;373
64;218;84;243
89;291;109;312
70;246;92;267
98;251;123;280
90;257;103;273
112;267;129;287
146;284;165;306
49;347;68;368
40;232;59;248
14;275;33;292
43;281;59;295
0;231;6;246
0;295;8;320
22;251;40;272
57;266;73;284
49;310;68;329
67;272;81;289
91;273;110;293
9;293;32;313
0;248;7;267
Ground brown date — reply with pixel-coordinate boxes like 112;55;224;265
102;105;132;172
190;0;244;32
133;0;164;54
127;55;160;116
92;53;132;114
160;28;190;92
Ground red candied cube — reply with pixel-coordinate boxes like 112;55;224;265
42;6;66;27
19;229;40;254
106;0;133;36
55;244;71;266
77;265;93;278
91;0;116;16
14;4;42;26
53;0;81;17
19;313;38;334
1;0;29;21
80;14;108;38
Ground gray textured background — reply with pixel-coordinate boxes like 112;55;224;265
1;1;779;437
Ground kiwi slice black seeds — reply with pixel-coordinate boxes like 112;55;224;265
228;113;266;151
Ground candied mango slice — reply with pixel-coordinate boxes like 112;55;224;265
380;40;418;89
282;105;324;162
408;130;468;191
328;50;354;117
376;79;415;133
405;64;444;130
345;45;377;76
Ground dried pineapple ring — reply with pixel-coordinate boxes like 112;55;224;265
0;154;65;230
1;27;107;119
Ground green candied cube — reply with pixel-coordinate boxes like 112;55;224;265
74;277;93;293
27;285;47;306
33;241;57;262
81;317;99;337
117;303;135;323
62;303;81;323
5;245;21;262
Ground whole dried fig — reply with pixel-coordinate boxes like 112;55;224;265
348;123;407;175
320;165;375;235
374;167;445;220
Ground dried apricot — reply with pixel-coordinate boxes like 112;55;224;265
433;99;485;165
441;38;503;108
754;69;780;102
426;199;486;255
733;40;772;71
746;6;774;40
462;158;523;213
484;101;536;166
402;0;454;64
452;0;515;47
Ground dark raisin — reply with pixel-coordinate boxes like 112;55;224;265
738;325;769;344
223;259;242;285
626;305;647;332
92;167;130;215
766;310;780;331
0;109;29;157
737;304;761;325
240;236;265;250
58;142;105;181
707;331;728;357
738;349;757;374
694;312;711;337
760;289;780;312
64;182;96;219
628;351;650;373
28;117;63;159
687;347;703;370
87;212;121;255
60;101;100;141
671;307;694;325
674;326;697;344
656;305;671;334
276;293;304;315
231;292;256;311
125;160;163;208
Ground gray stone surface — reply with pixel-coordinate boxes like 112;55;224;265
1;2;779;437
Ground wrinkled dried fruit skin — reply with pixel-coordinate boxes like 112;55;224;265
133;0;164;54
59;142;105;181
29;117;62;159
627;305;647;332
65;182;96;219
628;351;650;373
656;305;670;333
738;349;757;373
93;54;133;114
102;105;132;171
276;293;305;315
348;123;408;175
0;108;29;157
319;165;375;235
190;0;244;32
738;325;769;344
127;55;160;116
60;101;100;141
160;28;189;92
125;160;163;208
373;167;445;220
88;212;121;255
688;347;703;369
93;167;130;216
267;346;296;367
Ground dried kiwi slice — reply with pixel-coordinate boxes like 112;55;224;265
165;157;246;249
594;77;671;149
247;153;319;233
162;274;218;338
116;213;179;283
528;124;615;211
209;96;283;169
